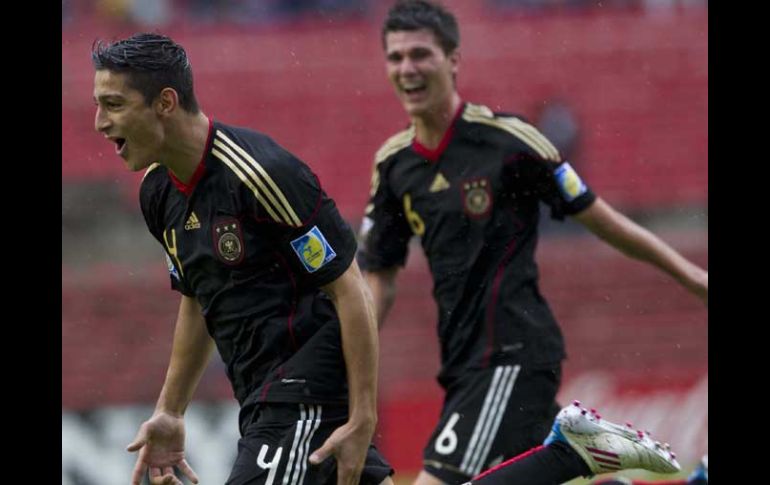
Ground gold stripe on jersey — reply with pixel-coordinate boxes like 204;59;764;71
374;127;415;165
212;147;285;224
369;127;414;198
212;138;293;225
214;131;303;227
142;162;161;181
499;116;561;161
462;103;561;162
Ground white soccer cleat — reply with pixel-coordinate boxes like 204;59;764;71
543;400;681;475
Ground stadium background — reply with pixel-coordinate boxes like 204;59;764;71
62;1;707;483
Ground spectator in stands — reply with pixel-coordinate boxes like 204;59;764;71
534;97;583;235
357;1;708;484
92;33;393;485
535;97;581;163
182;0;371;24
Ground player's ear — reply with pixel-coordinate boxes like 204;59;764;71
156;88;179;116
449;49;460;75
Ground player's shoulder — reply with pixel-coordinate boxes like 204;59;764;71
212;122;282;161
461;102;561;162
210;121;319;227
210;121;305;179
139;162;168;197
374;125;415;165
461;102;531;125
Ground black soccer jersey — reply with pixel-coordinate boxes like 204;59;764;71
358;103;596;388
140;119;357;412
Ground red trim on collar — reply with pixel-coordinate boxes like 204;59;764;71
412;102;465;163
169;118;214;197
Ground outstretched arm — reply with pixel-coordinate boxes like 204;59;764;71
363;267;400;329
310;259;380;485
127;295;215;485
573;197;708;304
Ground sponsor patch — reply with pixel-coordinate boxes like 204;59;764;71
554;162;587;201
290;226;337;273
165;253;180;281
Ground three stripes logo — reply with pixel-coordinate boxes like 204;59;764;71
586;447;622;471
280;404;322;485
459;365;521;476
184;211;201;230
212;131;302;227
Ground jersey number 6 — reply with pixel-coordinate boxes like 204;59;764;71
403;193;425;236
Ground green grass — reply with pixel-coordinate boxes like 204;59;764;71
564;469;690;484
391;468;691;484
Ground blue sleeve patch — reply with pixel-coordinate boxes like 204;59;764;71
290;226;337;273
554;162;588;202
165;253;180;281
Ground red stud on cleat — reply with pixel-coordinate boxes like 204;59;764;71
590;408;597;415
573;400;581;407
626;422;633;428
671;452;676;459
595;414;601;420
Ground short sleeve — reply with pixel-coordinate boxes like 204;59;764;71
222;132;358;288
500;120;595;220
356;157;412;272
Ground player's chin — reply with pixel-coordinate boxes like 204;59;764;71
125;158;153;173
403;101;429;117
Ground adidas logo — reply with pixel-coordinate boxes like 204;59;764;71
185;212;201;230
429;172;450;192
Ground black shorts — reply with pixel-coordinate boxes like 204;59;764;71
226;402;393;485
423;365;561;484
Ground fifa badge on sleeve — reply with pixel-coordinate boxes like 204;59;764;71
554;162;587;201
290;226;337;273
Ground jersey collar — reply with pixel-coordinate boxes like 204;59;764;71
412;102;466;163
169;117;214;197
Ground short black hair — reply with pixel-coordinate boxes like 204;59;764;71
92;33;200;114
382;0;459;54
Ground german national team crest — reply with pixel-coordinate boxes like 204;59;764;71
213;219;245;264
461;178;493;218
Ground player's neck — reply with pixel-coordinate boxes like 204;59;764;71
162;112;211;184
412;94;462;150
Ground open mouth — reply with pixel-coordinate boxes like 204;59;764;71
403;85;427;96
114;138;126;154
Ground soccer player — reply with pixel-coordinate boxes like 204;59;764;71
92;33;393;485
357;2;708;485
